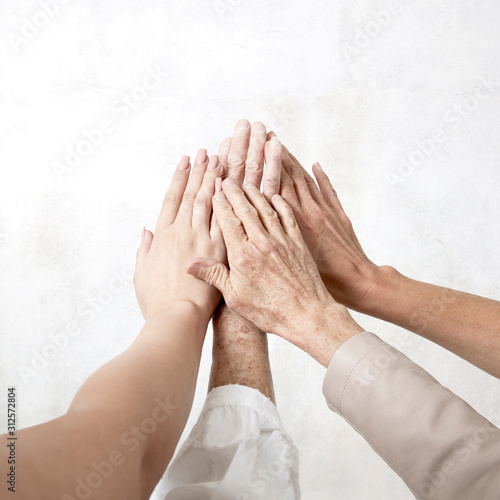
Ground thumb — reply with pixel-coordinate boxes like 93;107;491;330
186;258;230;295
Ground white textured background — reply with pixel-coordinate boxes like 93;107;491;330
1;1;500;499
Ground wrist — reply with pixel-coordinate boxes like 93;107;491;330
286;300;364;368
333;264;397;315
145;300;212;327
354;265;402;318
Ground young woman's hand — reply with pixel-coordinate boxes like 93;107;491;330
134;151;226;321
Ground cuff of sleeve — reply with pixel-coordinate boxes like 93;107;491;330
322;331;387;414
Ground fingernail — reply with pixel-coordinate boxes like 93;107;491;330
314;162;322;171
271;137;281;149
215;177;223;192
208;155;219;170
224;178;235;186
178;156;190;169
215;191;226;201
195;149;207;164
141;226;146;242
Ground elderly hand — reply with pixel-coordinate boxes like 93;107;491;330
218;118;282;196
134;151;226;321
276;139;385;312
187;172;363;366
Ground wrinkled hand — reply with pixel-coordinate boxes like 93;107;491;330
187;176;363;366
214;119;283;329
276;139;382;311
134;151;226;321
218;119;282;197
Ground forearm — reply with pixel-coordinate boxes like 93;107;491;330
67;302;208;464
209;303;275;402
356;266;500;377
14;302;209;500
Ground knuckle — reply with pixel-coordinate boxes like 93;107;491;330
194;194;208;208
206;264;222;282
163;192;178;207
234;248;250;267
261;238;278;254
240;206;258;218
263;207;278;220
245;159;262;173
264;177;280;191
227;153;245;169
343;215;354;229
223;217;242;230
285;213;298;228
182;190;196;204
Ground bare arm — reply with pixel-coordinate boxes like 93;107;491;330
277;141;500;378
365;266;500;376
0;152;225;500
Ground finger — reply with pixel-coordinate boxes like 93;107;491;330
186;258;231;297
281;149;312;206
156;155;191;229
282;146;324;204
210;178;223;240
210;211;223;242
222;178;266;239
192;155;221;231
271;194;303;240
218;137;231;179
312;162;345;212
280;167;299;206
243;121;267;189
243;184;283;237
226;118;251;186
213;186;247;248
263;136;282;201
136;227;154;265
177;148;209;221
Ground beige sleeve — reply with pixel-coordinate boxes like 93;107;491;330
322;332;500;500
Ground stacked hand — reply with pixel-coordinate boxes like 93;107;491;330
134;151;226;321
277;140;383;311
134;120;366;367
